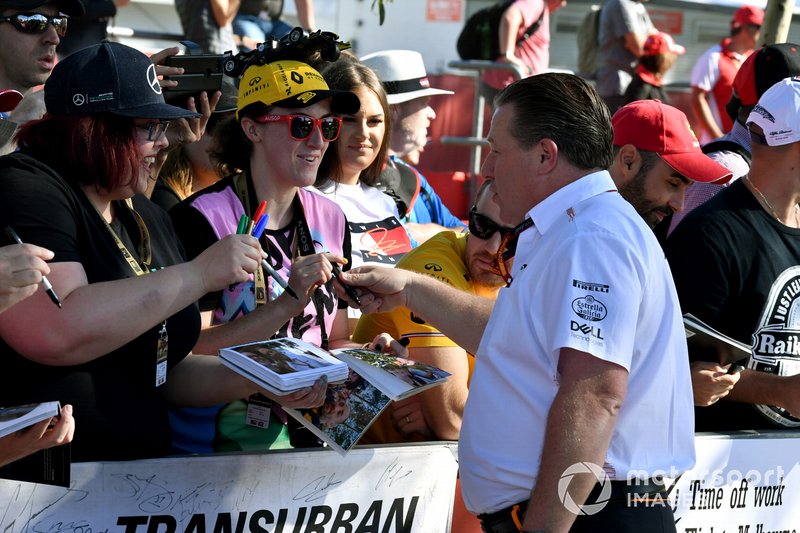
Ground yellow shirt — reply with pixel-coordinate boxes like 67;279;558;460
353;231;497;443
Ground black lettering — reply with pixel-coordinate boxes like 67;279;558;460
118;516;149;533
382;497;418;533
147;515;178;533
213;512;248;533
185;515;206;533
330;503;359;533
249;510;274;533
303;506;333;533
355;500;382;533
291;508;308;533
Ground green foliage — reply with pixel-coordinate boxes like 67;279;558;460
371;0;393;25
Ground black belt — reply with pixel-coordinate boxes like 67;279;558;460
476;479;668;533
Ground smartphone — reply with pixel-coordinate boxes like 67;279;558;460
727;363;745;375
163;54;224;105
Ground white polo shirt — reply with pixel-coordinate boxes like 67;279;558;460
459;171;695;515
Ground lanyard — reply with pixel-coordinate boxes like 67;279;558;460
233;173;330;350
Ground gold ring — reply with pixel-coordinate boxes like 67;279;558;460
405;416;411;424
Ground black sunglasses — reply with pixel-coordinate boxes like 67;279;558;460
0;13;68;37
468;207;513;241
489;218;535;286
254;114;342;142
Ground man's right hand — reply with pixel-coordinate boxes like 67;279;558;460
337;266;416;314
691;361;740;406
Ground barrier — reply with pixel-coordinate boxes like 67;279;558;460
0;444;458;533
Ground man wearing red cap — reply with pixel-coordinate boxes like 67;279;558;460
690;4;763;144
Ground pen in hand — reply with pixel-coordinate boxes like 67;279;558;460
331;262;361;306
262;259;299;300
4;226;62;308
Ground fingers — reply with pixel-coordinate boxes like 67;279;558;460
43;404;75;447
151;47;182;89
288;253;335;298
278;376;328;408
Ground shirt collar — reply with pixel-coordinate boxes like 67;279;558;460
527;170;617;235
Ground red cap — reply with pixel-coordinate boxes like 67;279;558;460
643;32;686;56
732;5;764;28
612;100;732;184
0;90;22;113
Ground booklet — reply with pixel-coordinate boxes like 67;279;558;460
0;402;61;439
0;402;71;487
284;348;450;455
220;338;350;395
683;313;752;367
220;339;450;455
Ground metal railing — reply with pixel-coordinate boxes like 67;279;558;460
440;60;526;201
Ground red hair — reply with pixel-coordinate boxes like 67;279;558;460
15;113;141;192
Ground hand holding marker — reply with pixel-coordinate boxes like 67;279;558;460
4;226;62;308
239;208;300;301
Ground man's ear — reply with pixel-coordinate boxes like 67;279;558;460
536;138;559;173
240;117;260;143
617;144;641;182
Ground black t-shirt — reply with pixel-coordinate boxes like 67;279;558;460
665;179;800;431
0;152;200;461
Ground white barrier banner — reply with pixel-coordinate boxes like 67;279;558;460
672;433;800;532
0;444;458;533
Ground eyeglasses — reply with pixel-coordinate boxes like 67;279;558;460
136;121;170;141
0;13;68;37
254;114;342;142
468;207;514;241
488;218;535;286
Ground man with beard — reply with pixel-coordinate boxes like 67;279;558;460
609;99;740;407
352;180;514;443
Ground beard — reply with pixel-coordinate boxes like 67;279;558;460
617;172;672;230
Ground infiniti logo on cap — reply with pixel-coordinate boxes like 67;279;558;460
147;64;162;95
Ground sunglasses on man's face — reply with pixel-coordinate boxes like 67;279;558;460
0;13;68;37
254;114;342;142
468;207;513;241
488;218;535;286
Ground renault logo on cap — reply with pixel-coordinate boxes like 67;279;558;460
147;64;162;95
72;94;85;106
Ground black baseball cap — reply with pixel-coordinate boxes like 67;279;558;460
1;0;85;16
44;42;200;120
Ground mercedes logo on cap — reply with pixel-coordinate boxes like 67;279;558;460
72;94;85;106
147;64;162;95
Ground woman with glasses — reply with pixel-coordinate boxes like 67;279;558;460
169;59;401;453
314;57;416;272
0;43;324;463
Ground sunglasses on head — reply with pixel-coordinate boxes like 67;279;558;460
468;207;513;241
135;121;171;142
488;218;535;286
254;114;342;142
0;13;68;37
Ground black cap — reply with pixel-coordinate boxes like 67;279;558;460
44;42;201;120
1;0;85;16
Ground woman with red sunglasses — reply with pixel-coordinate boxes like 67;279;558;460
169;59;403;453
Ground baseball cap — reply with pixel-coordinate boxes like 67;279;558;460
1;0;84;15
237;60;359;120
613;100;732;183
731;5;764;28
44;42;200;120
747;77;800;147
0;89;22;113
361;50;453;105
643;32;686;56
732;43;800;106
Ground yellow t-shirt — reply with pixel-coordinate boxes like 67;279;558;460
353;231;496;444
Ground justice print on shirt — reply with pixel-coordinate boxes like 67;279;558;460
749;266;800;427
349;217;413;266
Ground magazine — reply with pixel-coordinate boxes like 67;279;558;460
683;313;752;367
220;338;350;395
220;339;450;455
0;401;60;439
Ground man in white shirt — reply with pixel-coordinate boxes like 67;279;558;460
338;73;696;532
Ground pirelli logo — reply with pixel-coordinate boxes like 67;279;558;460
573;280;610;293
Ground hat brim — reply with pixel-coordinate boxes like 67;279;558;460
386;88;454;105
4;0;85;15
661;152;732;184
273;89;360;115
111;102;201;120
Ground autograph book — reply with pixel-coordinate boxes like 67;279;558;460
220;339;450;454
683;313;751;366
